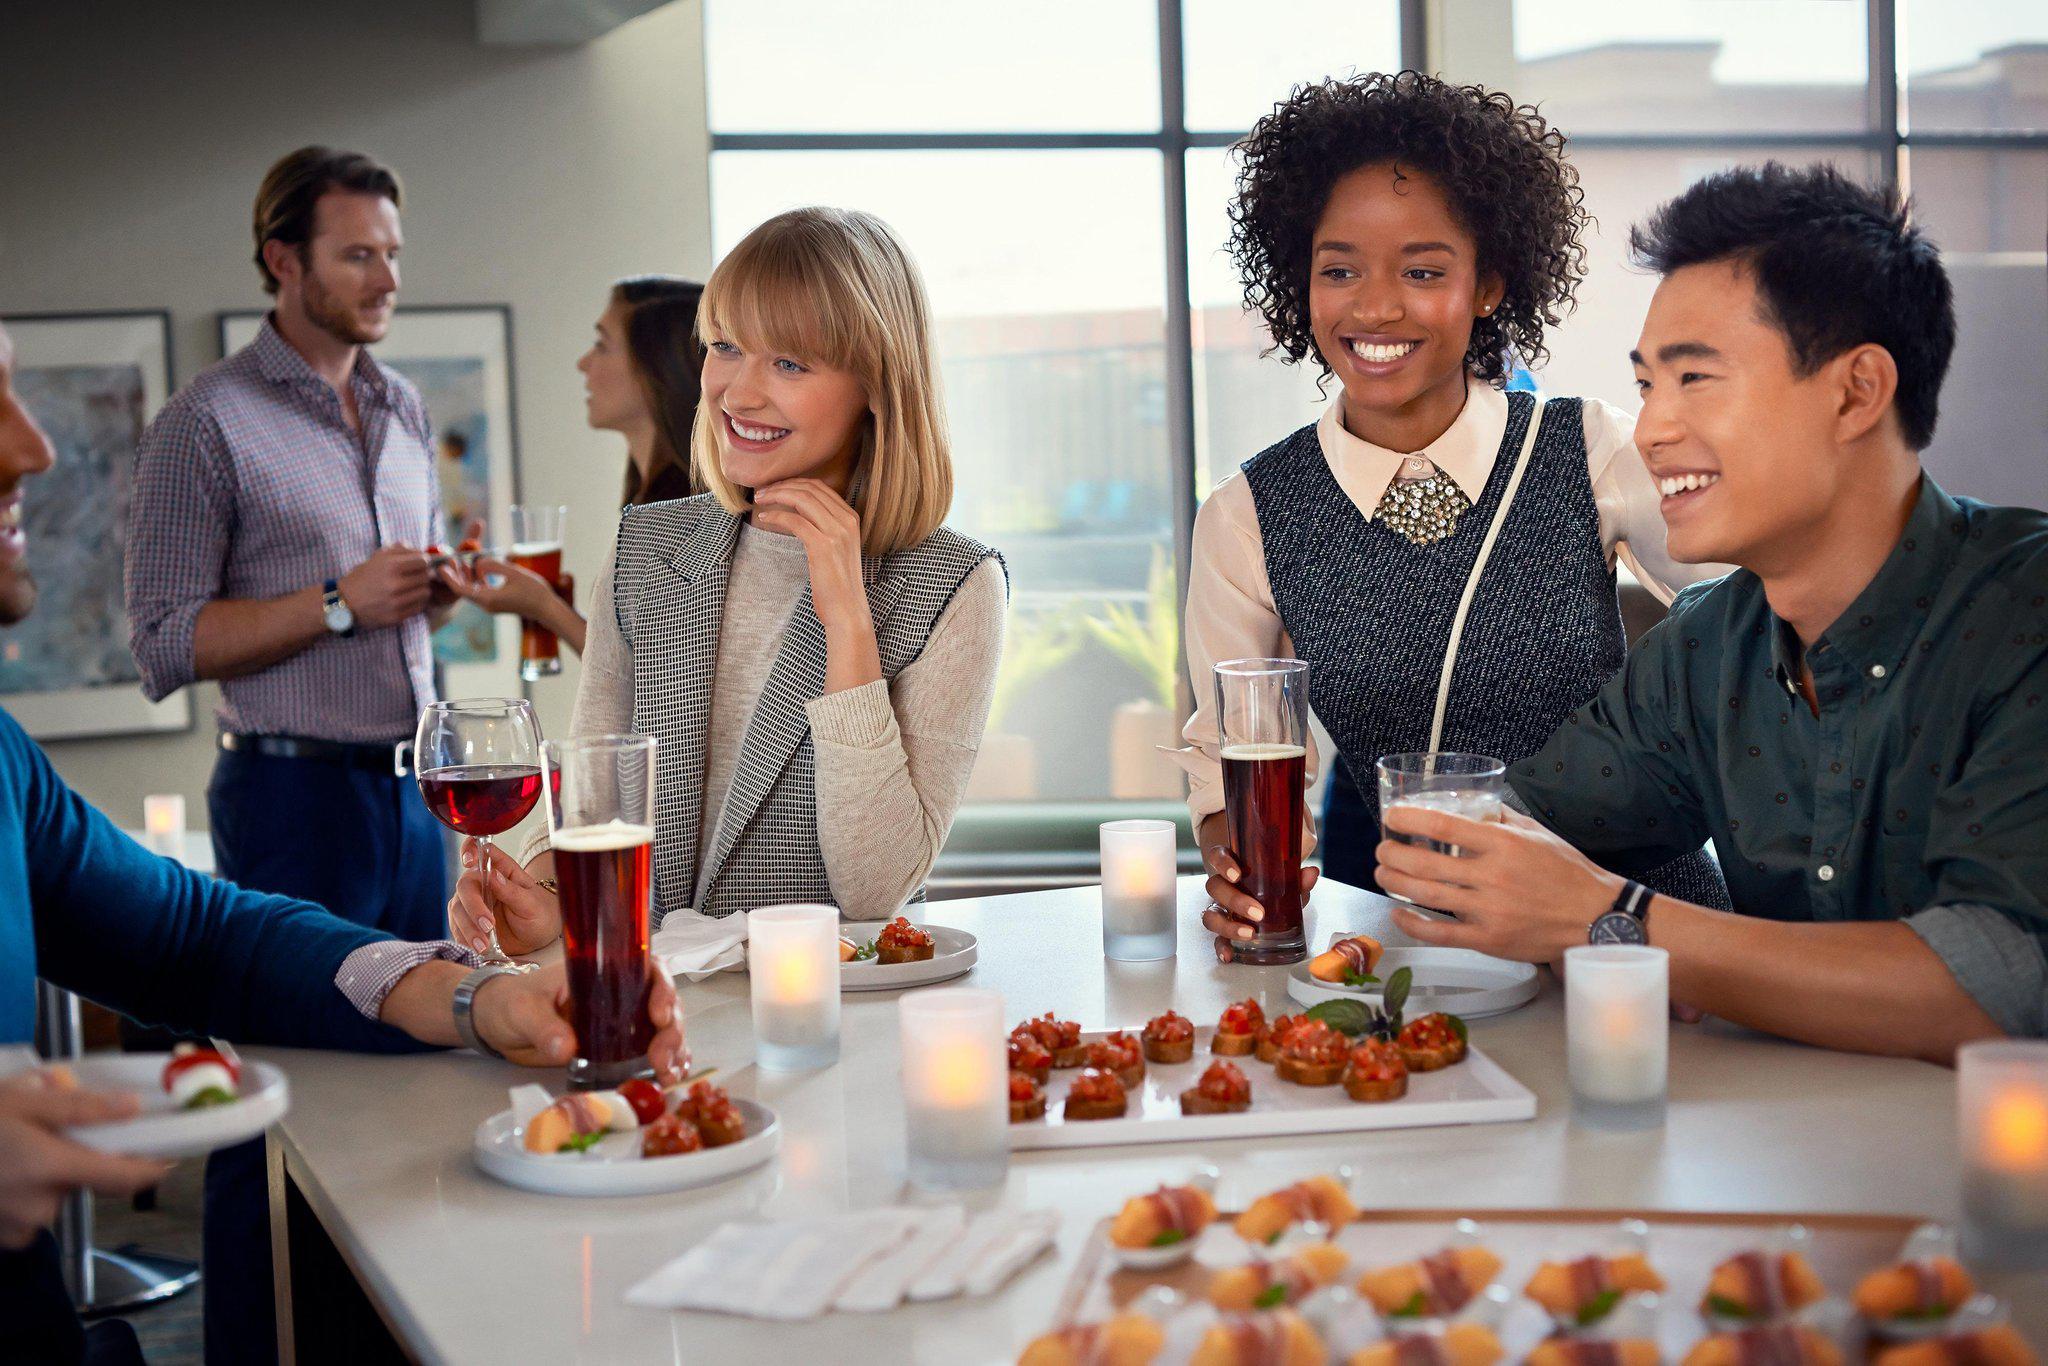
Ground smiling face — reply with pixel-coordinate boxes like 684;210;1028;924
699;331;869;494
576;299;650;435
272;190;402;346
0;325;60;625
1631;260;1850;570
1308;163;1503;446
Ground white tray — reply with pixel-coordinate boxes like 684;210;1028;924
473;1096;779;1196
837;923;978;992
1008;1027;1534;1152
0;1053;292;1161
1285;944;1540;1020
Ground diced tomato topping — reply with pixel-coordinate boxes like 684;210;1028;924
1280;1020;1348;1066
1195;1060;1251;1105
1020;1012;1081;1050
1143;1010;1194;1044
1067;1067;1126;1105
1217;999;1266;1036
877;916;934;950
1008;1071;1042;1103
1346;1039;1407;1081
640;1112;703;1157
1400;1014;1459;1050
1008;1034;1053;1072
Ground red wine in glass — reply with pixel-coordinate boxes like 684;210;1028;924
418;764;542;836
414;698;542;966
554;822;656;1084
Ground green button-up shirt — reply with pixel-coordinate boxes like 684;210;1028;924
1512;477;2048;1035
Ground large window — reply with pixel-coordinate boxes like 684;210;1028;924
703;0;2048;806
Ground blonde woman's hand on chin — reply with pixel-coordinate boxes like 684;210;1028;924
751;478;882;693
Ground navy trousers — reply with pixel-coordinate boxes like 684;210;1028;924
201;747;447;1366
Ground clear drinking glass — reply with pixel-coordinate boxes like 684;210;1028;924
1214;657;1310;964
508;504;566;681
414;698;543;966
1375;752;1507;911
543;734;659;1090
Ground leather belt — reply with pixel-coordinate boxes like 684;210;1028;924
219;731;411;776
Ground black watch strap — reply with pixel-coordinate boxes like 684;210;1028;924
1612;879;1653;924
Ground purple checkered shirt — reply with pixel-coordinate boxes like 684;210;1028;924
335;937;485;1020
126;317;439;743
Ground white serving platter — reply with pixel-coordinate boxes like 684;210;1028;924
473;1096;779;1196
2;1053;292;1160
836;923;978;992
1285;944;1540;1020
1007;1027;1534;1152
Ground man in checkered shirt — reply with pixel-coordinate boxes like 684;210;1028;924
123;146;461;1365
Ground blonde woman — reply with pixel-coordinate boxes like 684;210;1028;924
449;208;1007;942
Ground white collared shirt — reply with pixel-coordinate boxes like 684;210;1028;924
1176;385;1730;835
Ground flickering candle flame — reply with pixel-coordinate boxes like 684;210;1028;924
1985;1089;2048;1172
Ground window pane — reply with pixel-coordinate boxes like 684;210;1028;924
1900;4;2048;132
1438;0;1868;134
1522;147;1885;408
1180;0;1402;133
1184;147;1326;495
703;0;1160;133
712;152;1181;802
1907;149;2048;511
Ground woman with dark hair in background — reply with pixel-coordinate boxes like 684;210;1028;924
447;275;703;651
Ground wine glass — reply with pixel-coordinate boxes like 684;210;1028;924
415;698;543;966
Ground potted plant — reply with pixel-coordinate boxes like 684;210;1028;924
965;605;1084;801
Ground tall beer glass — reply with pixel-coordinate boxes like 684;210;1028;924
1214;658;1310;964
509;504;566;681
543;734;658;1089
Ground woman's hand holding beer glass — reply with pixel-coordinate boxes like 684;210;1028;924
1375;804;1623;964
448;839;564;958
1199;809;1321;963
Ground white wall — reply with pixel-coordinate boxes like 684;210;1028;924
0;0;712;828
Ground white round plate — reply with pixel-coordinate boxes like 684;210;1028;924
1285;946;1539;1019
473;1097;779;1196
48;1054;290;1160
837;923;978;991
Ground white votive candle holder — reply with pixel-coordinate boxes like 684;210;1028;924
748;904;841;1071
143;794;186;858
900;988;1008;1192
1100;819;1177;961
1565;945;1668;1130
1959;1040;2048;1269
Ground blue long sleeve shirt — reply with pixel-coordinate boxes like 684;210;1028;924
2;705;429;1053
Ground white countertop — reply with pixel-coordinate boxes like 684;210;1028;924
255;878;2045;1363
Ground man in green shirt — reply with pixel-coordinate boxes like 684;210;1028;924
1376;163;2046;1063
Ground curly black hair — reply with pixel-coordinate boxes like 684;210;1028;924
1228;71;1589;386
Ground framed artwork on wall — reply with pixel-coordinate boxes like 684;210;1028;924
219;304;524;698
0;310;190;740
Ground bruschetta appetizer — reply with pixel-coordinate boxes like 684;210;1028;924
1009;1070;1047;1124
875;916;936;964
1397;1012;1467;1071
1341;1038;1408;1103
1257;1013;1306;1064
1008;1031;1054;1085
1063;1067;1129;1121
1017;1013;1089;1068
1211;999;1265;1057
1140;1010;1195;1064
1085;1032;1146;1090
1179;1060;1252;1116
1273;1019;1348;1086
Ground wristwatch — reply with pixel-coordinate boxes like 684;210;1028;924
1589;879;1653;945
453;964;516;1059
322;579;355;637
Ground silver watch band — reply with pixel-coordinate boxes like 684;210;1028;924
453;964;515;1059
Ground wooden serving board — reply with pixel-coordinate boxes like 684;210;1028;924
1008;1027;1535;1152
1057;1207;1928;1359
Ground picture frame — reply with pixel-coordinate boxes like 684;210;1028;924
0;310;191;740
219;305;524;699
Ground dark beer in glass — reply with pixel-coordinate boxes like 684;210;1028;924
1213;658;1310;964
509;504;566;681
544;734;660;1089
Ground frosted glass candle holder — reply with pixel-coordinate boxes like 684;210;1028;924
748;904;841;1071
1565;945;1669;1130
1100;819;1177;961
1959;1040;2048;1268
900;988;1008;1192
143;794;186;858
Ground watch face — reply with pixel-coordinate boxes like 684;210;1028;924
325;599;353;633
1589;911;1648;946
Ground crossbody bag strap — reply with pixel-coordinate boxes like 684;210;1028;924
1425;397;1547;752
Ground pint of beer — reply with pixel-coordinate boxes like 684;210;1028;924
509;504;567;680
543;733;659;1090
1214;658;1310;964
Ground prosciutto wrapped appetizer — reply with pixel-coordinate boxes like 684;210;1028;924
1233;1173;1357;1244
1017;1313;1167;1366
523;1092;622;1154
1853;1256;1976;1323
1189;1309;1324;1366
1108;1183;1218;1249
1523;1341;1658;1366
1309;934;1384;984
1347;1324;1504;1366
1872;1326;2037;1366
1207;1241;1350;1310
1699;1250;1827;1320
1523;1253;1666;1320
1682;1325;1843;1366
1357;1245;1503;1318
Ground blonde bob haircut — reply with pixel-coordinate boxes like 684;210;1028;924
693;206;952;557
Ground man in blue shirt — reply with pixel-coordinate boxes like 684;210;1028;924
1375;164;2046;1062
0;321;685;1362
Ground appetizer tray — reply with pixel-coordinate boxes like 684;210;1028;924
1286;945;1540;1020
838;922;978;992
1007;1027;1533;1152
473;1096;779;1197
1058;1207;1930;1359
3;1052;291;1160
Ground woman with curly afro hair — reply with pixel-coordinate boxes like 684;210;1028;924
1175;72;1728;960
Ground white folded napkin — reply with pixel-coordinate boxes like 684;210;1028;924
623;1207;1057;1319
650;910;748;980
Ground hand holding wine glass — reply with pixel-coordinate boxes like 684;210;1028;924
448;840;564;958
414;698;543;966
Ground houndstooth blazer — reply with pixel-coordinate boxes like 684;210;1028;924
611;494;1002;922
